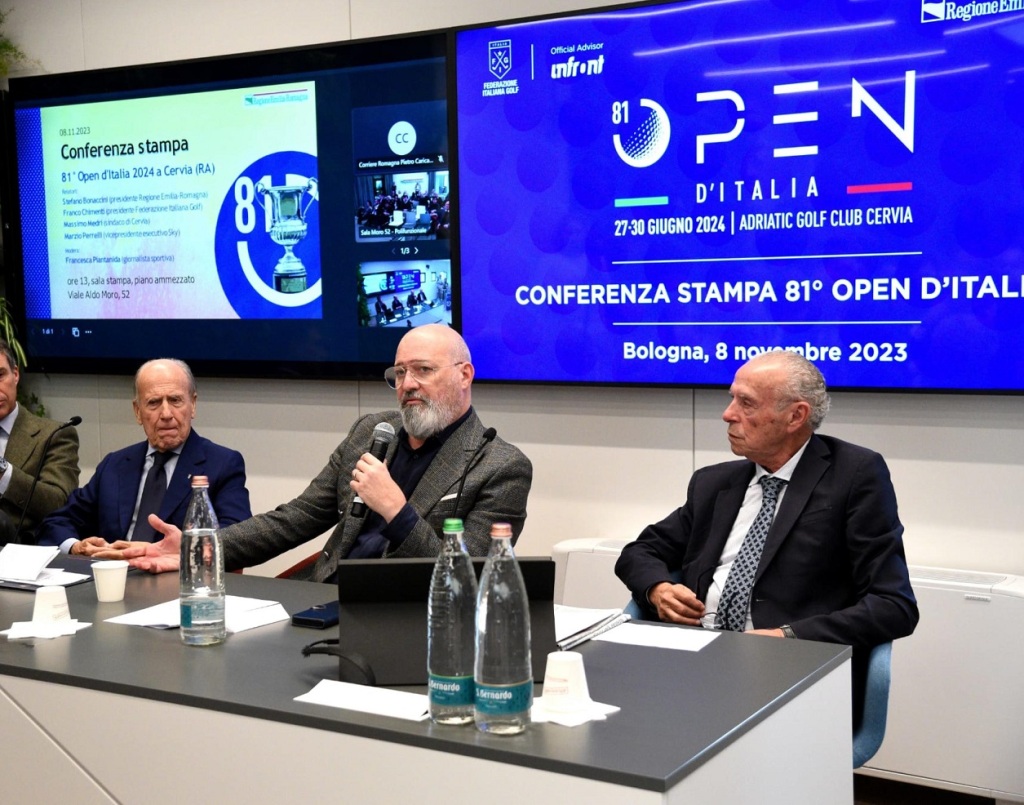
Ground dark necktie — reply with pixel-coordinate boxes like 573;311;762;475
719;475;787;632
132;451;171;542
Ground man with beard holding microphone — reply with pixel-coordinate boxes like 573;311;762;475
104;325;532;582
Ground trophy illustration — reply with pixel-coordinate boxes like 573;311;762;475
256;177;318;293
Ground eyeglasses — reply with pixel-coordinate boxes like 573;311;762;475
384;362;464;390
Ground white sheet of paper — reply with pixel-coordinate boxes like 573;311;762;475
26;568;91;587
553;605;623;642
532;697;620;727
594;621;719;651
3;620;92;639
295;679;429;721
105;596;289;633
0;544;60;582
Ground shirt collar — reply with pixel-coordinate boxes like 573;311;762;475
0;403;20;436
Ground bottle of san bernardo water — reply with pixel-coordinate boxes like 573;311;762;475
179;475;226;646
427;518;478;725
475;522;532;735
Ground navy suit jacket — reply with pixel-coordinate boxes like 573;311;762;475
37;429;251;547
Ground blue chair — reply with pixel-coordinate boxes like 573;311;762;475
853;641;892;768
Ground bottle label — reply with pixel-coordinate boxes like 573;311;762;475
428;673;475;706
181;598;223;627
474;680;533;715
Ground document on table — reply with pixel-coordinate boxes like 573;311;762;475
295;679;429;721
0;544;89;588
3;620;92;639
105;595;289;633
595;621;719;651
554;605;625;641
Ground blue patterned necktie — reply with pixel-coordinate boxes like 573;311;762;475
719;475;787;632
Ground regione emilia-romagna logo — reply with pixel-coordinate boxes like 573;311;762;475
613;99;672;169
489;40;512;79
922;0;1024;23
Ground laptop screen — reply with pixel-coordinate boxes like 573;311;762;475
333;557;557;686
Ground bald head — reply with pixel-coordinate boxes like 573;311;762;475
393;325;474;446
396;324;472;366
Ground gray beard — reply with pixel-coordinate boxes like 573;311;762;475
400;395;458;440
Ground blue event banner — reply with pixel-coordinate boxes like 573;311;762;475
455;0;1024;391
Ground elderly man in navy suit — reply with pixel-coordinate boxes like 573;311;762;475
616;350;918;723
37;359;251;554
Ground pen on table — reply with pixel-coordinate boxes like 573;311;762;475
557;612;631;651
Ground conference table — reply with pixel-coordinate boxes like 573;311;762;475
0;560;852;804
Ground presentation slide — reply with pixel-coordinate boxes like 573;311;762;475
456;0;1024;390
18;81;321;321
8;35;451;376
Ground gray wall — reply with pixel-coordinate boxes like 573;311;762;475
6;0;1023;578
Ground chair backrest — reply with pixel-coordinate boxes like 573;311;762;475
853;640;892;768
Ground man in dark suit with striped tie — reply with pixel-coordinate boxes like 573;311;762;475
37;359;251;554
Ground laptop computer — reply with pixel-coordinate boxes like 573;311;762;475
333;557;557;687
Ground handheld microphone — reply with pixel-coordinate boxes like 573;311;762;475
349;421;396;517
452;427;497;517
14;415;83;543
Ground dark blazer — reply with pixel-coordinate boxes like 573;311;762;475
36;429;251;547
221;408;533;583
2;407;81;543
615;434;919;651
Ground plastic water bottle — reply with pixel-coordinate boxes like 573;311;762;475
427;518;478;725
180;475;226;646
474;522;532;734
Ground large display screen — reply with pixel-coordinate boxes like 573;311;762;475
5;33;452;378
455;0;1024;390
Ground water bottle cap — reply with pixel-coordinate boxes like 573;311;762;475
191;475;210;487
489;522;513;539
443;518;464;532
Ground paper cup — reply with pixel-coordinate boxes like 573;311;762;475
32;585;71;622
542;651;592;713
92;560;129;603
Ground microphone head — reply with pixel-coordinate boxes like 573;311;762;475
68;416;83;426
372;422;397;443
482;427;497;442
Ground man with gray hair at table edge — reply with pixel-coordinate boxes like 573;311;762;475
100;324;533;582
615;350;918;726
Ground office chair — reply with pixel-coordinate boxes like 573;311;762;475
276;552;320;579
852;641;892;768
